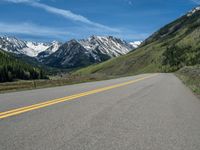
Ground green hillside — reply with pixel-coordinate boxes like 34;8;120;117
0;49;47;82
75;8;200;76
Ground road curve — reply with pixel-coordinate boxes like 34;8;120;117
0;73;200;150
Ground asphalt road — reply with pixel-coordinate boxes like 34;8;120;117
0;73;200;150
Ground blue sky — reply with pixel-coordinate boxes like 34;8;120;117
0;0;199;42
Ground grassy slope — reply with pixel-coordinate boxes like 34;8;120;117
74;9;200;76
75;42;162;76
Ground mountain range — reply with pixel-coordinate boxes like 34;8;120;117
0;35;139;69
42;36;137;68
0;36;62;57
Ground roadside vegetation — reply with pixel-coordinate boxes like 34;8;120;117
176;66;200;97
0;74;114;93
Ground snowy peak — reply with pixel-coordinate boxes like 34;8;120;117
41;36;136;68
42;39;93;68
25;41;51;55
0;36;26;52
129;41;142;48
187;6;200;17
47;41;62;53
32;41;62;59
0;36;61;57
0;36;26;48
0;36;36;56
79;36;134;57
0;35;136;69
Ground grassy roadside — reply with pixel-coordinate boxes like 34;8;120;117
0;71;144;94
176;66;200;98
0;74;116;93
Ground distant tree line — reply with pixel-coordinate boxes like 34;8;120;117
0;50;48;82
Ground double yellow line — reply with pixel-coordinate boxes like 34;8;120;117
0;74;157;119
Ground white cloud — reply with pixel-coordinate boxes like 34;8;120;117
0;22;70;38
2;0;119;32
1;0;148;41
190;0;200;4
0;22;148;41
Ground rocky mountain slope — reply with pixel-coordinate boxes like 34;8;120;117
42;36;136;68
0;36;138;69
43;40;97;68
0;36;35;57
0;36;61;57
79;36;134;57
37;41;62;59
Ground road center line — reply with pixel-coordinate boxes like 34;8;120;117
0;74;157;119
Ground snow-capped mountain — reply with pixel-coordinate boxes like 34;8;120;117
0;35;137;69
25;41;51;56
129;41;142;48
37;41;62;59
79;36;134;57
43;40;97;68
0;36;61;57
0;36;36;56
42;36;135;68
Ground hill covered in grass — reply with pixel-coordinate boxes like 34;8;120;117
74;7;200;76
0;49;47;82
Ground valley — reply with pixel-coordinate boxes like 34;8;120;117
0;7;199;95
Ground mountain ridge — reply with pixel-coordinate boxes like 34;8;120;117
0;35;140;69
40;36;137;69
0;36;61;57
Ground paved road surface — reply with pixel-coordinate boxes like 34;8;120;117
0;73;200;150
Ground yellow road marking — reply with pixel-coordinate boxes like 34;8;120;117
0;74;157;119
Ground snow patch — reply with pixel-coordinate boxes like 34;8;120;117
187;6;200;17
0;36;61;57
129;41;142;48
79;36;134;58
25;41;51;56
